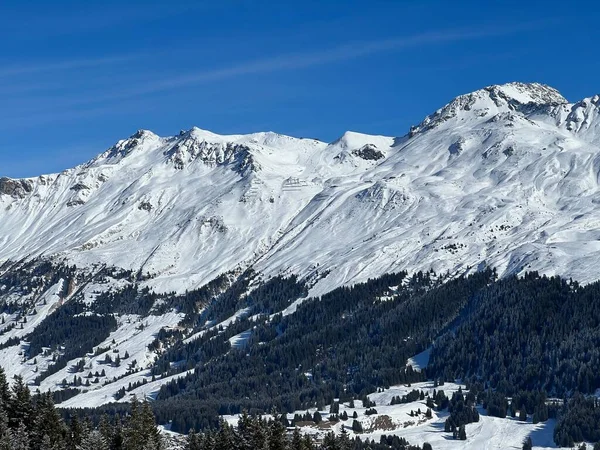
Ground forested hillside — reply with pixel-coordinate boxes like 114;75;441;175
4;256;600;447
151;270;600;446
145;270;493;432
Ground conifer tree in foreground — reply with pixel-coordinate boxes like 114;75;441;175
78;429;110;450
0;367;165;450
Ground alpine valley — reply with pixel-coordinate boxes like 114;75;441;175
2;82;600;449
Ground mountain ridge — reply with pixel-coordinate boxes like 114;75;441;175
2;82;600;297
0;82;590;181
3;83;600;447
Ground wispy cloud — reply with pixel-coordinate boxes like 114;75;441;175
77;19;560;100
0;19;556;124
0;54;141;78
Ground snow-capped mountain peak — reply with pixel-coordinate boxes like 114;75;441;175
102;129;161;161
3;82;600;297
561;94;600;137
410;82;568;136
482;82;567;106
330;130;396;151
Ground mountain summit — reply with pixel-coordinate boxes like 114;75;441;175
410;82;568;135
1;82;600;295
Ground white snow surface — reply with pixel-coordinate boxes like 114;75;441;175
0;304;183;407
223;381;560;450
406;348;431;371
2;83;600;295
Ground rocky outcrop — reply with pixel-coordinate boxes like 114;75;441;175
0;177;33;199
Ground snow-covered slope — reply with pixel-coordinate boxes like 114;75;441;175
2;82;600;297
223;381;559;450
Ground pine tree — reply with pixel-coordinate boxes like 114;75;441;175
204;430;216;450
0;368;10;406
140;400;163;450
237;411;253;450
303;434;315;450
312;411;322;424
268;414;287;450
68;416;84;450
322;432;338;450
186;430;202;450
97;414;112;446
123;395;143;450
121;396;163;450
329;402;339;414
290;428;304;450
215;419;236;450
458;424;467;440
39;434;54;450
31;392;66;449
338;427;351;450
251;417;268;450
78;429;109;450
111;417;125;450
0;400;10;450
522;436;533;450
9;422;30;450
8;376;32;431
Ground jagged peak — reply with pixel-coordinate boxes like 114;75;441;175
561;94;600;136
481;82;567;106
130;129;159;140
99;129;161;161
449;82;568;111
570;94;600;109
166;130;259;174
410;82;568;137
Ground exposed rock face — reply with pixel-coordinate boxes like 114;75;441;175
0;177;33;199
410;82;568;136
166;135;259;174
70;183;91;192
448;138;465;156
138;201;153;212
352;144;384;161
104;129;160;160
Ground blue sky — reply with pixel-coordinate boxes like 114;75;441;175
1;0;598;178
